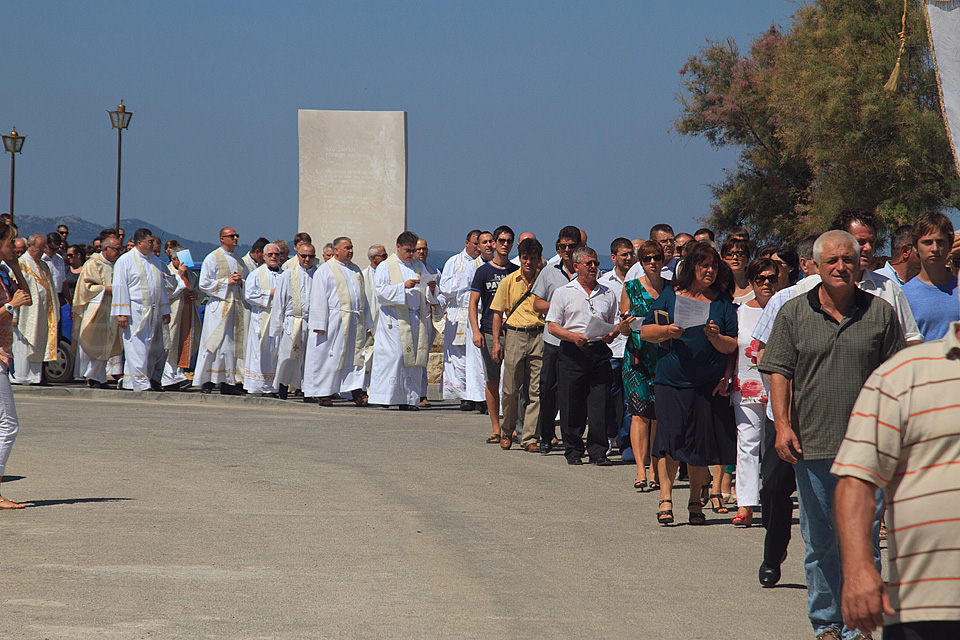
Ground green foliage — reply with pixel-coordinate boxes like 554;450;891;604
676;0;959;244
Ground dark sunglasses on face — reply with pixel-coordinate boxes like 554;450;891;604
724;251;747;259
299;253;316;259
221;234;239;239
641;255;663;263
753;274;778;284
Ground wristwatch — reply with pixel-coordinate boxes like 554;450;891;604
4;303;13;314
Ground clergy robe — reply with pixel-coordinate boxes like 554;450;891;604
419;261;444;398
270;263;315;391
12;254;59;384
303;259;372;398
160;263;201;386
242;265;282;393
193;248;246;386
73;253;122;383
438;250;485;402
362;265;380;385
367;256;438;406
111;248;171;390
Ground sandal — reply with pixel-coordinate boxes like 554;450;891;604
648;481;660;491
485;434;500;444
709;494;730;514
656;499;674;526
688;500;706;525
634;480;647;492
700;484;710;507
732;507;753;527
0;496;25;509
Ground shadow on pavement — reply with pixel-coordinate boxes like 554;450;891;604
25;497;133;508
1;475;25;483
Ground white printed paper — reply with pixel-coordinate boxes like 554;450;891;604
584;315;617;339
673;295;710;329
418;272;438;293
629;317;643;331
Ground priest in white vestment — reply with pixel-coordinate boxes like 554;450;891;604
160;247;201;389
271;243;317;398
111;229;171;391
414;238;445;406
282;232;319;271
193;227;247;395
368;232;439;410
438;230;486;409
242;244;283;394
304;237;373;407
73;238;123;387
12;234;60;385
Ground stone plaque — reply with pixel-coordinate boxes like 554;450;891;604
298;110;407;260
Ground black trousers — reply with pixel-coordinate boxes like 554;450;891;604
537;341;560;444
558;341;612;462
760;414;796;566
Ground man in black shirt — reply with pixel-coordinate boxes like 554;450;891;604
470;225;518;444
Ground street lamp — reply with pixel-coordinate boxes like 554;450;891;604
108;100;134;231
1;128;25;226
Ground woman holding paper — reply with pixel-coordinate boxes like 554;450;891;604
640;241;738;526
619;240;666;492
728;257;779;527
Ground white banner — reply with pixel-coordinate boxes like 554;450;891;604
928;1;960;180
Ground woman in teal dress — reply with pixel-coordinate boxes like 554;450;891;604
619;240;667;491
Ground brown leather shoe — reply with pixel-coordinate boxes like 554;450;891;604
500;434;513;450
524;443;540;453
319;398;334;407
354;395;368;407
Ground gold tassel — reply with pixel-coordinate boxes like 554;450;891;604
885;0;908;92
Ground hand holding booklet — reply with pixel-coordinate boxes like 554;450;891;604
418;272;439;293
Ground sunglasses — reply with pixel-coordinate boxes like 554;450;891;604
221;234;239;239
753;274;778;284
724;251;747;259
373;254;388;259
641;255;663;263
298;253;316;259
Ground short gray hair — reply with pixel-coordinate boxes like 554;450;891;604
368;244;385;260
572;246;597;264
263;243;280;255
27;233;44;246
813;230;860;264
332;236;351;248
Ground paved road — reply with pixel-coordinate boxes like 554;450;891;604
2;390;815;639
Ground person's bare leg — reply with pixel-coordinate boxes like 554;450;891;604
649;420;659;486
486;380;502;438
630;415;650;485
721;469;734;502
657;455;680;511
688;465;709;515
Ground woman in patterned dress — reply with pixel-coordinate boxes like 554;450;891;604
618;240;666;491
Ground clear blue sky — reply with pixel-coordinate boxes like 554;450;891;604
2;1;797;254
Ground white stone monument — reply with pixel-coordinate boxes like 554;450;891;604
298;110;407;259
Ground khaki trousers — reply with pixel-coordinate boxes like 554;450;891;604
500;327;543;445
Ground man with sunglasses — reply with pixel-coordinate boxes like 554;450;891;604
194;227;247;395
531;226;582;453
546;246;623;466
272;243;318;400
242;244;284;396
470;226;518;440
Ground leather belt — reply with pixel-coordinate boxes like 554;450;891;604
505;324;544;333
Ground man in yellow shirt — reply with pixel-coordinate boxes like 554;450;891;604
491;237;545;452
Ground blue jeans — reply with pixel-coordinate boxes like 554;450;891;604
608;358;631;443
794;458;882;640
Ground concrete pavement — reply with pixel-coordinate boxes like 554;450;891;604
1;390;816;639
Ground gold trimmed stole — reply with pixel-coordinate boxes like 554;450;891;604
386;254;429;368
204;248;247;358
326;258;366;370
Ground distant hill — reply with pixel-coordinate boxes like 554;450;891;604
11;215;249;258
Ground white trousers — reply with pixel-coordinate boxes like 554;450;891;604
76;344;107;383
11;330;43;384
734;402;763;507
0;363;19;477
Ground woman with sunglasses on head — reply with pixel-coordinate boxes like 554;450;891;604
771;246;799;290
619;240;666;492
729;258;781;527
640;241;738;526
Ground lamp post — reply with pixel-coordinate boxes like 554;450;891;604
1;128;25;226
108;101;133;232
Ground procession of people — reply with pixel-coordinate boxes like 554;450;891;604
1;212;959;639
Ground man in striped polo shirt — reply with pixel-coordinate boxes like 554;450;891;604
833;315;960;639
